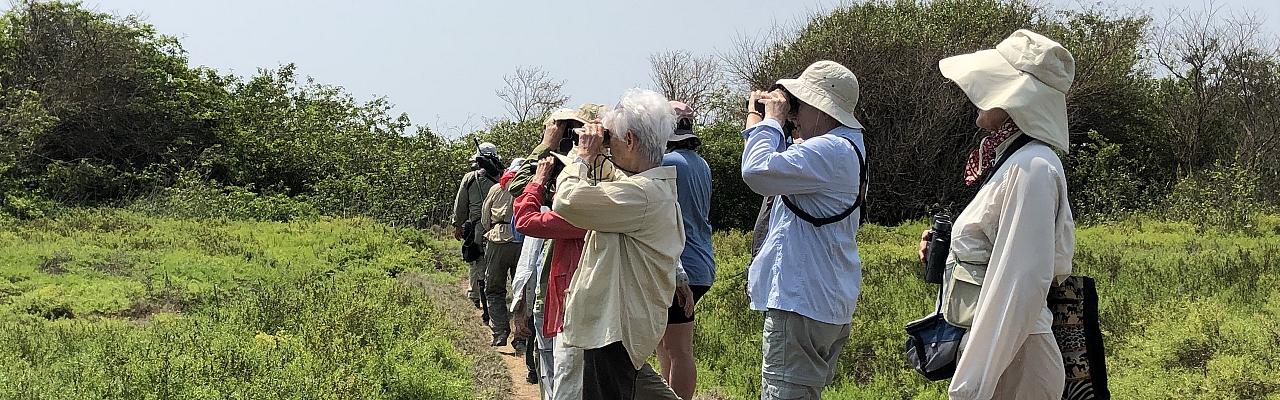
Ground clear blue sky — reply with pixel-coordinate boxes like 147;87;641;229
38;1;1280;136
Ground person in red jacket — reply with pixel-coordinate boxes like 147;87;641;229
512;155;587;398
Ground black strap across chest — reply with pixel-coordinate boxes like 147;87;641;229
979;134;1035;188
779;135;868;227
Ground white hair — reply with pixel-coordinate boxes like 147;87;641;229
603;88;675;166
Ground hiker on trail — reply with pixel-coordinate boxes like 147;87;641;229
656;100;715;400
550;88;683;400
452;142;502;310
740;60;869;399
919;29;1077;400
480;158;527;347
508;104;601;396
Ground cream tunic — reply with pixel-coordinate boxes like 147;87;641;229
947;138;1075;400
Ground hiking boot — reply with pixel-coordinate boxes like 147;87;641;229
512;338;526;353
490;335;507;347
526;370;539;384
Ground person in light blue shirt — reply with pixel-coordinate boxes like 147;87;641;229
741;60;869;399
655;101;716;400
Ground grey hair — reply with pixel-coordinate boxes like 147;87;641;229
603;88;675;166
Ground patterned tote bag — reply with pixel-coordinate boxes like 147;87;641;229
1048;276;1110;400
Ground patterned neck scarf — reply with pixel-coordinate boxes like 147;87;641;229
963;121;1021;186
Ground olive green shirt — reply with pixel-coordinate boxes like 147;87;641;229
451;169;497;231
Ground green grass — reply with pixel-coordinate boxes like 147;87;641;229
0;209;502;399
4;208;1278;399
693;215;1280;400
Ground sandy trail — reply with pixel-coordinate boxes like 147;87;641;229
463;281;540;400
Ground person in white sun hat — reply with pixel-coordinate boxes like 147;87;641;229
920;29;1078;400
741;60;870;399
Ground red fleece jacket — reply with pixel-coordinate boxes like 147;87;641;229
512;181;586;338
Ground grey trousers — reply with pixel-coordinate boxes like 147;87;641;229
484;241;522;337
467;259;483;301
760;309;851;400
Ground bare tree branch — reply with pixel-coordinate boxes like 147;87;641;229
648;50;723;114
495;66;570;122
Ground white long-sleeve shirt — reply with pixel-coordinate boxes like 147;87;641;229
947;138;1075;400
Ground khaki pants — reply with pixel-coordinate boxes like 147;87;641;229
484;241;522;338
991;333;1065;399
760;309;851;400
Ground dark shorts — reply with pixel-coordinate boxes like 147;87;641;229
667;285;711;324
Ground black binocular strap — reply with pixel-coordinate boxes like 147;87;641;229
780;136;868;227
980;134;1035;188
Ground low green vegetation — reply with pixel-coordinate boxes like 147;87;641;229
694;216;1280;399
0;209;502;399
3;205;1277;399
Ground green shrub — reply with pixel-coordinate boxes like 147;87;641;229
1167;162;1263;232
131;172;317;222
1;189;59;220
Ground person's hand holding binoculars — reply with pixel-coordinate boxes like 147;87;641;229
533;156;556;185
541;119;566;150
576;119;607;161
759;89;790;125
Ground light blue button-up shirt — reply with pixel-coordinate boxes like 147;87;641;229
741;119;865;325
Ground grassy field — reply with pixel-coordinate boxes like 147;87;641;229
693;216;1280;399
0;209;505;400
2;208;1277;399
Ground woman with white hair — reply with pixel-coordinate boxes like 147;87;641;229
919;30;1077;399
550;88;683;399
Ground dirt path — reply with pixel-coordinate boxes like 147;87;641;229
462;281;540;400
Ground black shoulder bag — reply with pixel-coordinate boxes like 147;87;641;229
903;134;1034;381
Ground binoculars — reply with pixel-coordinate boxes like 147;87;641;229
558;122;612;154
922;213;952;284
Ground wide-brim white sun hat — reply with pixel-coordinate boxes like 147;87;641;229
939;29;1075;152
775;60;864;129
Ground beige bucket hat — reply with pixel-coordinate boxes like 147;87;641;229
939;29;1075;152
545;103;606;125
776;60;864;129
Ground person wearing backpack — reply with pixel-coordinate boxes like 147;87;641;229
452;142;503;310
740;60;869;399
917;30;1077;400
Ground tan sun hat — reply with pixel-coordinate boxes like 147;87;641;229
775;60;864;129
939;29;1075;152
545;103;606;125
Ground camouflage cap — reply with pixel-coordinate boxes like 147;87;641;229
545;103;605;124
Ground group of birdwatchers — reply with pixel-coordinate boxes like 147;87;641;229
449;30;1088;400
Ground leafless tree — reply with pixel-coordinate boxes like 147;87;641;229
649;50;724;114
495;66;570;122
1152;5;1280;175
